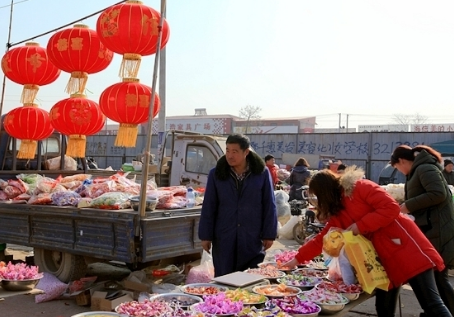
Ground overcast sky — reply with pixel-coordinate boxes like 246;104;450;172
0;0;453;129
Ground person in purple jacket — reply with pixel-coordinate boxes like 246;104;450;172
198;134;278;277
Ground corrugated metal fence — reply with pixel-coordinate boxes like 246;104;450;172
86;132;454;183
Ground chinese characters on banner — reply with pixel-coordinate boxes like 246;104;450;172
411;124;454;132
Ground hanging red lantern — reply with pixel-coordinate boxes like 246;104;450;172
46;24;114;94
96;0;170;78
3;104;54;159
99;78;160;147
50;94;105;158
1;42;61;103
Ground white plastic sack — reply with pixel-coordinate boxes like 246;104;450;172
278;215;300;240
275;190;290;217
274;190;289;204
185;250;214;284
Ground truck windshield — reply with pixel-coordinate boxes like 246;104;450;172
12;138;60;154
186;145;217;174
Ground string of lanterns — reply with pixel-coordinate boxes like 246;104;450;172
0;0;168;158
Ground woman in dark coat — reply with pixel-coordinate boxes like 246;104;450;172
391;145;454;315
288;157;311;201
198;134;277;277
283;167;450;316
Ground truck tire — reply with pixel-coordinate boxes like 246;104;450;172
33;248;87;283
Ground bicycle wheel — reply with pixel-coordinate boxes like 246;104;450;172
293;222;307;245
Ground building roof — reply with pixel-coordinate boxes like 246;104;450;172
165;115;315;121
166;114;242;120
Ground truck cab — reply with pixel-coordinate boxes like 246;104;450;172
164;131;225;188
378;163;406;185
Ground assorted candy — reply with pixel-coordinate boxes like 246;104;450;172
225;288;267;304
116;299;172;317
274;250;298;263
0;261;41;280
193;293;243;315
299;288;349;305
316;280;362;294
277;274;323;288
267;296;321;315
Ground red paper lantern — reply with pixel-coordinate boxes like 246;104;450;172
96;0;170;78
1;42;61;103
50;94;105;157
99;78;160;147
46;24;114;94
4;104;54;159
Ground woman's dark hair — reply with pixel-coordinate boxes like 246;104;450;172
226;134;251;150
294;157;310;167
308;170;344;222
390;145;442;166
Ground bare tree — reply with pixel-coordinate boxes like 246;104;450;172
239;105;262;133
392;113;428;125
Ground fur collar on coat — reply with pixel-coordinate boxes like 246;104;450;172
339;166;365;197
215;151;266;180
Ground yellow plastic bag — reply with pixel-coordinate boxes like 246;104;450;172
342;231;390;294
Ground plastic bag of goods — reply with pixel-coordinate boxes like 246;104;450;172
383;184;405;203
89;192;131;210
186;250;214;284
278;215;300;240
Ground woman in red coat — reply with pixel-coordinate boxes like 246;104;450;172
284;167;451;317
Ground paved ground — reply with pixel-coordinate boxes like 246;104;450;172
0;240;449;317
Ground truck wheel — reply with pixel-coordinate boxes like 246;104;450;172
293;223;307;245
33;248;87;283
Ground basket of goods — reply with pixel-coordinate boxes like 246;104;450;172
258;261;297;273
237;306;292;317
266;296;322;317
224;288;268;306
149;293;203;309
115;299;174;316
0;261;43;291
316;280;363;301
252;284;301;298
299;288;349;315
180;283;228;297
277;273;323;291
191;293;243;316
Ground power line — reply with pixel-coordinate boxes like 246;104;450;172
8;0;128;48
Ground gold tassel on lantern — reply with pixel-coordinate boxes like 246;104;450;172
21;84;39;104
115;123;138;147
119;53;142;78
66;134;86;158
17;139;37;159
65;71;88;94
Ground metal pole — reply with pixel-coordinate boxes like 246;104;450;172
138;0;166;218
346;114;349;132
0;0;15;117
157;0;167;187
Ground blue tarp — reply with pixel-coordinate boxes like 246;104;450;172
430;139;454;155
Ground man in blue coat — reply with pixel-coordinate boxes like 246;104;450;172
198;134;278;277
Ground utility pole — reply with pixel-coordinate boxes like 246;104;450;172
156;0;167;168
338;113;341;132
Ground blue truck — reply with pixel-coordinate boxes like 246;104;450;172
0;127;225;282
